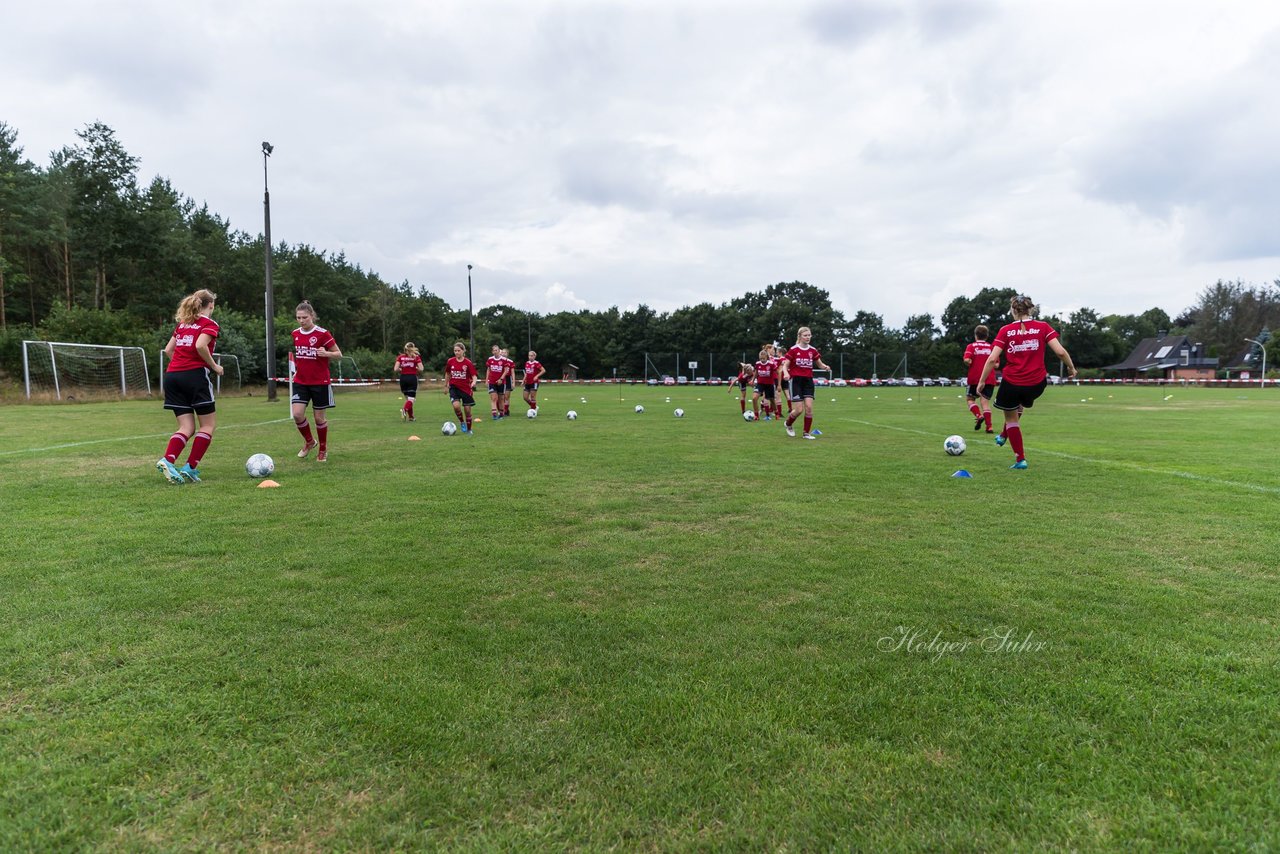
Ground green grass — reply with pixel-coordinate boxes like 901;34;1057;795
2;384;1278;850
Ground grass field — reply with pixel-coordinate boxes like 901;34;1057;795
2;383;1278;850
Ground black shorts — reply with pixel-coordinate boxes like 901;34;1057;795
164;368;215;415
524;382;539;392
487;382;505;395
994;379;1047;411
505;379;514;392
967;383;993;400
790;376;815;400
449;385;476;407
292;383;335;410
754;383;775;400
399;375;419;397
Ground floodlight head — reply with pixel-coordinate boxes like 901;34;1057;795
467;264;473;271
262;141;274;156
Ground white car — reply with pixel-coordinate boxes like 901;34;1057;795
902;377;918;387
936;376;952;386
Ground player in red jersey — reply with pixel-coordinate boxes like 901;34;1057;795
770;343;792;421
976;295;1077;470
290;301;343;462
963;325;997;434
446;341;479;433
501;348;516;416
522;350;546;413
156;289;225;483
780;327;832;439
752;348;778;420
728;362;755;416
485;345;510;420
394;342;424;422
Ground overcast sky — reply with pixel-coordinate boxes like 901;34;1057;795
4;0;1278;326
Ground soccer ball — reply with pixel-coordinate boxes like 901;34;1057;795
744;411;756;422
526;408;538;419
567;410;578;420
442;421;458;436
944;435;966;456
674;408;685;418
635;405;645;414
245;453;275;478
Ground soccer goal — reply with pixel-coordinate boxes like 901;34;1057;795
158;351;242;394
23;340;152;400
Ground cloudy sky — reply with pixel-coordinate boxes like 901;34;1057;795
4;0;1278;326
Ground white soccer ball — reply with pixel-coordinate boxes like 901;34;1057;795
635;405;645;414
567;410;578;420
674;408;685;418
526;408;538;419
245;453;275;478
442;421;458;436
944;434;967;456
744;411;756;422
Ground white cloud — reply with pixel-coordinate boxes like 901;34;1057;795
3;0;1279;328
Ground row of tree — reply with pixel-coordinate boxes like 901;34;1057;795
2;120;1276;382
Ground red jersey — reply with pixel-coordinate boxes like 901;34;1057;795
523;360;543;383
291;326;337;385
167;316;219;372
992;320;1058;385
964;340;996;386
753;360;775;383
771;357;784;384
395;354;422;375
501;355;516;382
785;345;821;378
485;355;507;385
446;357;477;391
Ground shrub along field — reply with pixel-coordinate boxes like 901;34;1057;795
2;384;1277;850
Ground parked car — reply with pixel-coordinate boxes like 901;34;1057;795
937;376;952;386
662;375;675;386
708;376;722;385
852;378;868;387
1047;375;1064;385
883;378;900;386
921;377;935;387
676;376;689;385
832;378;848;387
902;377;919;387
646;378;659;385
814;377;829;386
694;376;707;385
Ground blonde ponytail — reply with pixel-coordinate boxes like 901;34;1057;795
175;289;217;324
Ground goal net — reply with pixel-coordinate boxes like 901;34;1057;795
158;351;242;394
23;340;153;400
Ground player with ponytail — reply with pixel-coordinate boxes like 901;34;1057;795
976;295;1077;469
156;289;224;483
395;342;424;421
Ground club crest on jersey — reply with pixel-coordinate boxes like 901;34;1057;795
309;336;318;346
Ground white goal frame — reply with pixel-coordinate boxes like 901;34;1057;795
23;340;152;400
158;351;242;393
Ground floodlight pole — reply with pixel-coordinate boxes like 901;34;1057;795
262;141;277;401
467;265;475;360
1244;337;1266;388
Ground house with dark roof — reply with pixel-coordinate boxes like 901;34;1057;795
1102;334;1217;380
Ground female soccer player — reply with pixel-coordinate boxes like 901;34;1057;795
485;344;508;420
976;295;1077;469
156;289;225;483
290;300;342;462
752;348;778;420
501;348;516;417
446;341;479;433
781;327;832;439
522;349;546;412
728;362;755;416
963;325;996;433
395;342;424;421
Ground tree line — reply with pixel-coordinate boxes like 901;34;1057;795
1;120;1276;383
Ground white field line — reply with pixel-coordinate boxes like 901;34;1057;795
839;417;1280;496
0;419;293;458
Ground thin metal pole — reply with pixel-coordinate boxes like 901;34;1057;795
263;143;277;401
467;265;474;360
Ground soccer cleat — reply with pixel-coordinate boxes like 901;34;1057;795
802;433;816;440
460;424;470;434
986;428;994;434
298;441;318;458
994;434;1006;447
156;458;184;484
317;449;328;462
786;424;796;437
400;408;407;421
177;463;202;483
974;417;984;431
408;415;415;422
1010;459;1028;470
